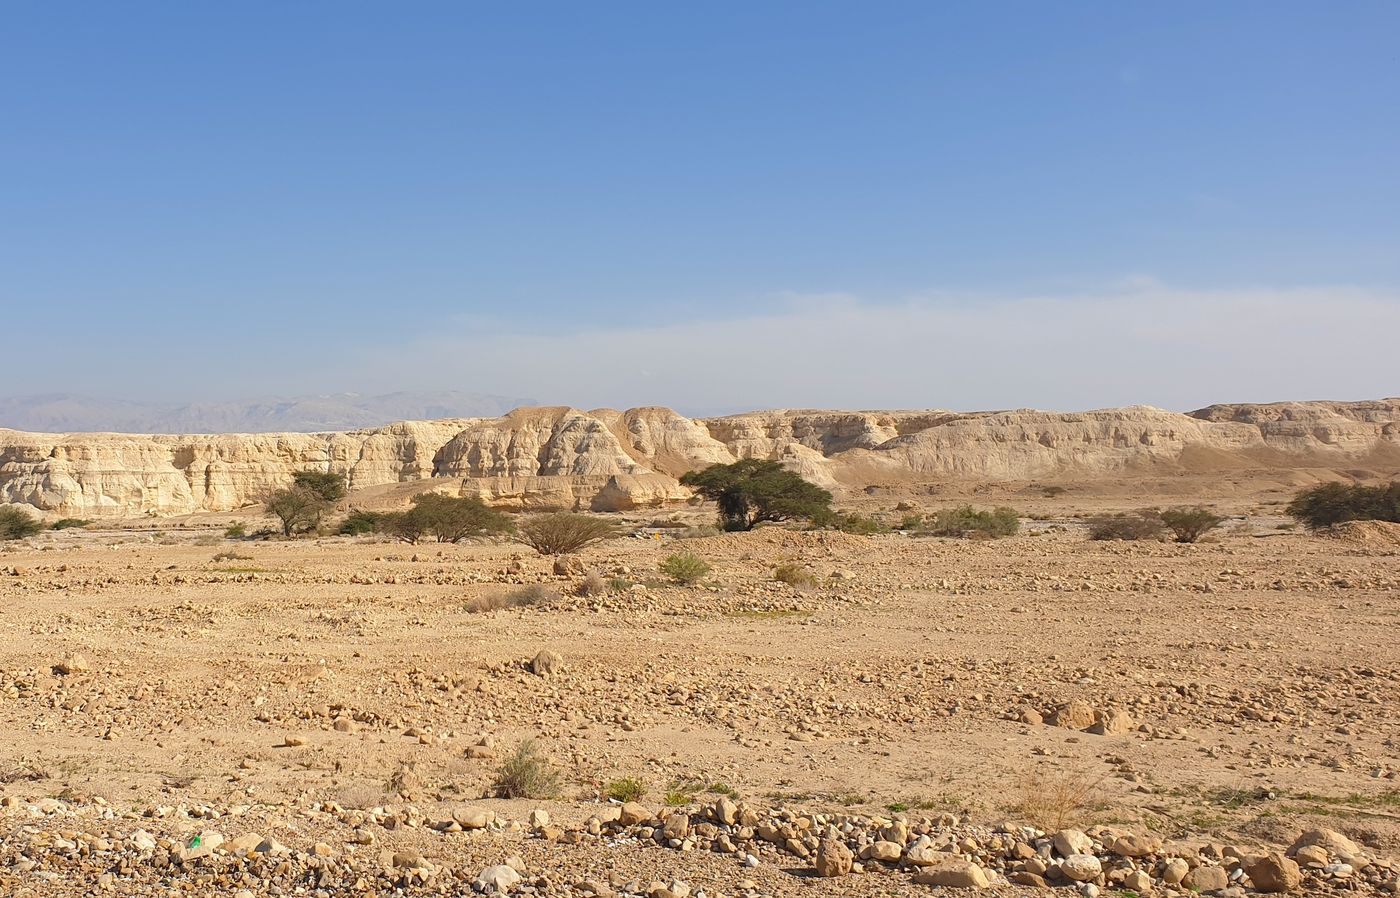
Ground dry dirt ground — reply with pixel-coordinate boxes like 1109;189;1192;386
1;498;1398;897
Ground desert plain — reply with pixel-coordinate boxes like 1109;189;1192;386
0;401;1398;897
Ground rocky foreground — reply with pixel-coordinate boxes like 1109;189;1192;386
3;789;1398;898
2;514;1399;896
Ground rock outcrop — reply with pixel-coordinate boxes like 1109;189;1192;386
1;399;1396;517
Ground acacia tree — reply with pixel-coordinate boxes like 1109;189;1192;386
1158;506;1224;543
680;459;833;531
1287;481;1400;530
386;494;513;544
262;486;327;537
292;470;347;502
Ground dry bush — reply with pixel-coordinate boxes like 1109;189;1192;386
0;507;43;541
1086;511;1165;541
1014;764;1106;831
774;563;819;590
492;740;562;799
212;550;254;562
464;584;556;613
576;571;608;597
514;513;617;555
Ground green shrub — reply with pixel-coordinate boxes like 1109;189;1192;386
224;523;247;539
899;513;924;531
604;777;646;802
818;512;889;535
1159;506;1225;543
608;577;635;592
1087;511;1165;541
660;551;711;585
338;509;388;535
1286;481;1400;531
774;563;818;590
49;518;92;531
922;505;1020;539
514;513;617;555
0;507;44;540
680;459;833;531
492;741;562;799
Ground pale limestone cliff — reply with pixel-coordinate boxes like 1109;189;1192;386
1;399;1396;517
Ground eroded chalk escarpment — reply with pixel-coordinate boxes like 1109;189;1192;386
1;399;1397;517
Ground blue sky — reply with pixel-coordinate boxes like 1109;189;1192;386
2;2;1397;413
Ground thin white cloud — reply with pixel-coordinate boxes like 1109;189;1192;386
345;283;1400;414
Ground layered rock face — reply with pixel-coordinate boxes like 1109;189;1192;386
1;399;1396;517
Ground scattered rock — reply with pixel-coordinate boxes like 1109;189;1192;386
476;864;523;892
814;837;853;877
912;860;992;889
1245;852;1303;893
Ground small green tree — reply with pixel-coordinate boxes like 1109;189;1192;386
0;506;44;540
1159;506;1224;543
680;459;833;532
292;470;347;502
262;486;326;537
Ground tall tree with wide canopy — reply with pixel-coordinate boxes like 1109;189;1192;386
680;459;833;531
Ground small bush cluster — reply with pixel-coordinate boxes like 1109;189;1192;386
921;505;1020;539
1087;507;1224;543
1087;511;1166;541
0;507;44;540
49;518;92;531
514;513;617;555
816;512;889;535
492;740;562;799
1286;481;1400;531
224;523;247;539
